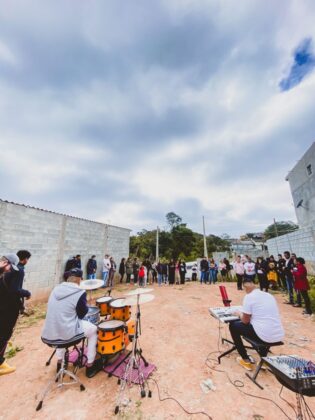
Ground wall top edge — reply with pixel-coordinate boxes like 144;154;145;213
0;199;131;232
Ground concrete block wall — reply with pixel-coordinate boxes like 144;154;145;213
266;224;315;274
0;201;131;299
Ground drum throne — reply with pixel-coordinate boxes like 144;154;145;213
36;335;86;411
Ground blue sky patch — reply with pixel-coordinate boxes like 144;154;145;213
280;37;315;91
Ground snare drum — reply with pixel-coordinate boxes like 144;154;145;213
83;306;100;325
97;320;125;355
96;296;113;316
110;298;131;322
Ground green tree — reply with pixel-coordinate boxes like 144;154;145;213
165;212;182;230
264;221;298;240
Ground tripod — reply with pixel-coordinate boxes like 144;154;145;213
115;293;152;414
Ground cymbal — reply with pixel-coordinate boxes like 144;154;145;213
80;279;103;290
126;287;153;296
123;293;155;306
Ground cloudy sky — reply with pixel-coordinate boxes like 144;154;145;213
1;0;315;237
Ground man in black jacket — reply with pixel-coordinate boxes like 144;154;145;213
283;251;294;304
87;255;97;279
0;254;31;376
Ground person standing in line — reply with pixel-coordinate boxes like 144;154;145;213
219;260;227;281
266;255;278;290
87;255;97;279
118;258;126;283
174;260;181;285
191;263;198;281
73;255;82;269
125;258;133;284
233;255;245;290
133;258;140;285
156;261;163;286
244;257;256;282
0;254;31;376
277;254;287;291
162;261;168;284
200;257;208;284
151;262;157;283
283;251;295;304
108;257;116;288
168;259;175;285
292;257;313;316
102;254;111;288
255;257;268;292
179;259;186;285
143;259;152;285
223;258;232;281
209;258;218;284
138;263;145;287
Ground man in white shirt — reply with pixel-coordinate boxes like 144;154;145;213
102;254;111;287
230;276;284;371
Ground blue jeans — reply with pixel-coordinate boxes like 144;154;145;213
158;273;163;286
209;269;217;284
102;271;109;287
285;275;294;303
88;273;96;279
200;271;208;283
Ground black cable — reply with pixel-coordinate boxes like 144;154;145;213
204;320;293;420
149;378;213;420
279;386;297;417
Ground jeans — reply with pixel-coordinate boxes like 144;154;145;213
56;320;97;364
229;320;267;360
162;274;168;284
158;273;163;286
200;271;208;283
209;269;217;284
88;273;96;280
285;275;294;303
126;273;131;283
102;271;109;287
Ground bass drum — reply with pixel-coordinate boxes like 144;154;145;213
97;320;125;355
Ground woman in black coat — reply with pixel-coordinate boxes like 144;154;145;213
179;259;186;284
168;259;175;285
119;258;125;283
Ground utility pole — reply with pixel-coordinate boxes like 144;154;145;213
156;226;159;262
202;216;208;258
273;218;279;255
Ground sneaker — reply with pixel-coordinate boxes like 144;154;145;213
0;361;16;376
86;359;102;378
236;357;253;371
293;304;302;308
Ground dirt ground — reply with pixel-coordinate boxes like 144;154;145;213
0;281;314;420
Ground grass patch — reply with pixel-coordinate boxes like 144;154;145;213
4;343;24;359
16;303;47;330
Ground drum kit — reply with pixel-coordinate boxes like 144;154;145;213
80;282;155;407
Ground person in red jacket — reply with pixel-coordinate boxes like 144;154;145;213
292;257;312;316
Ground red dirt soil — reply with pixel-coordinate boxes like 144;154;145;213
0;282;314;420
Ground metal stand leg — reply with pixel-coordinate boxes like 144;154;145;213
246;359;264;389
36;349;85;411
45;349;56;366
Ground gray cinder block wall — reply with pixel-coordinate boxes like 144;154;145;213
0;200;131;299
266;225;315;274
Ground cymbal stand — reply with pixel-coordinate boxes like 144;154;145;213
115;294;152;414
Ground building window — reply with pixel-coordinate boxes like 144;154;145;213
307;164;312;176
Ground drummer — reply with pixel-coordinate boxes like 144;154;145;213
41;268;101;378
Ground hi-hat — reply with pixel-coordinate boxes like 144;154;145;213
123;294;155;306
80;279;103;290
126;288;153;296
